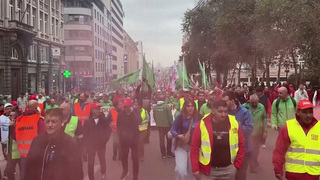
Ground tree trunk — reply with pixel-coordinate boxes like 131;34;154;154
291;48;298;85
223;69;228;87
266;58;271;87
251;57;257;87
216;67;221;84
277;54;283;83
237;62;243;85
262;70;266;84
230;67;237;85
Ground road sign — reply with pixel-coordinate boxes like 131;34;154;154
52;48;61;56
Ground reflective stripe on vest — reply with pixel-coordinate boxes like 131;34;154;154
64;116;78;138
179;98;185;110
16;114;40;157
110;109;118;132
285;119;320;175
139;108;148;131
199;114;239;165
74;102;91;125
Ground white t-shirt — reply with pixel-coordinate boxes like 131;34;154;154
94;118;99;125
0;115;10;144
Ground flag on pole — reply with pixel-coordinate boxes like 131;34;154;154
171;63;178;91
113;69;140;84
177;61;191;88
142;56;149;90
149;62;155;88
199;60;208;89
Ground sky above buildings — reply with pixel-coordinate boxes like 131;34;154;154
122;0;195;67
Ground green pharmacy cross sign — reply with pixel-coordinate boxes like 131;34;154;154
63;70;71;78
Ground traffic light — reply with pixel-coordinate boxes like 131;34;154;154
63;70;71;78
53;73;56;77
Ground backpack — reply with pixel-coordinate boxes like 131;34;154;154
275;97;297;114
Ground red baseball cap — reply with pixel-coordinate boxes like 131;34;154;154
91;102;101;109
30;95;37;100
11;101;17;106
123;98;133;107
297;99;313;110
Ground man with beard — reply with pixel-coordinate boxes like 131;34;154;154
200;91;215;116
195;91;207;112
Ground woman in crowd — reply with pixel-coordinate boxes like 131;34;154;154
170;98;202;180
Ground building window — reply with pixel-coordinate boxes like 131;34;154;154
26;5;30;25
11;48;19;59
28;45;37;62
17;0;22;21
9;0;14;20
44;14;48;34
40;12;43;32
32;7;36;27
52;17;55;35
41;46;49;62
56;19;59;37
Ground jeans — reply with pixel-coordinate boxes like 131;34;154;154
20;157;27;180
235;153;251;180
175;146;194;180
250;135;262;171
113;132;120;158
2;143;7;161
157;127;172;156
87;145;106;180
120;140;139;180
4;158;20;180
200;164;237;180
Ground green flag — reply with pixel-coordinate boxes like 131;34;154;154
177;61;192;88
142;56;148;80
149;62;155;88
141;56;149;89
113;70;140;84
199;61;207;89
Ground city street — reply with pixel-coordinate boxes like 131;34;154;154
0;106;319;180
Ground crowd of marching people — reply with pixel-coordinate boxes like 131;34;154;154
0;80;319;180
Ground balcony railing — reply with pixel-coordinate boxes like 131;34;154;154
8;20;36;36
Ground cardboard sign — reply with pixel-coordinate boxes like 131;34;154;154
101;106;111;117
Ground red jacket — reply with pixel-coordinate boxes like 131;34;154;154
190;114;246;175
273;115;320;180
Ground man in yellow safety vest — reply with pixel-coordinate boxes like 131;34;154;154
190;100;246;180
273;99;320;180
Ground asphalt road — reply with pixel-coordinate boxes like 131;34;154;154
1;106;320;180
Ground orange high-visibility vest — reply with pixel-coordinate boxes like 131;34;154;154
74;102;91;126
38;103;45;116
110;109;118;132
15;114;40;157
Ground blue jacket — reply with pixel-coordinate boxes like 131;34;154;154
229;104;253;153
170;113;202;149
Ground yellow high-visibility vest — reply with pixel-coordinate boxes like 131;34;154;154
285;119;320;175
179;98;185;110
195;100;207;111
139;108;149;131
199;114;239;165
64;116;79;138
